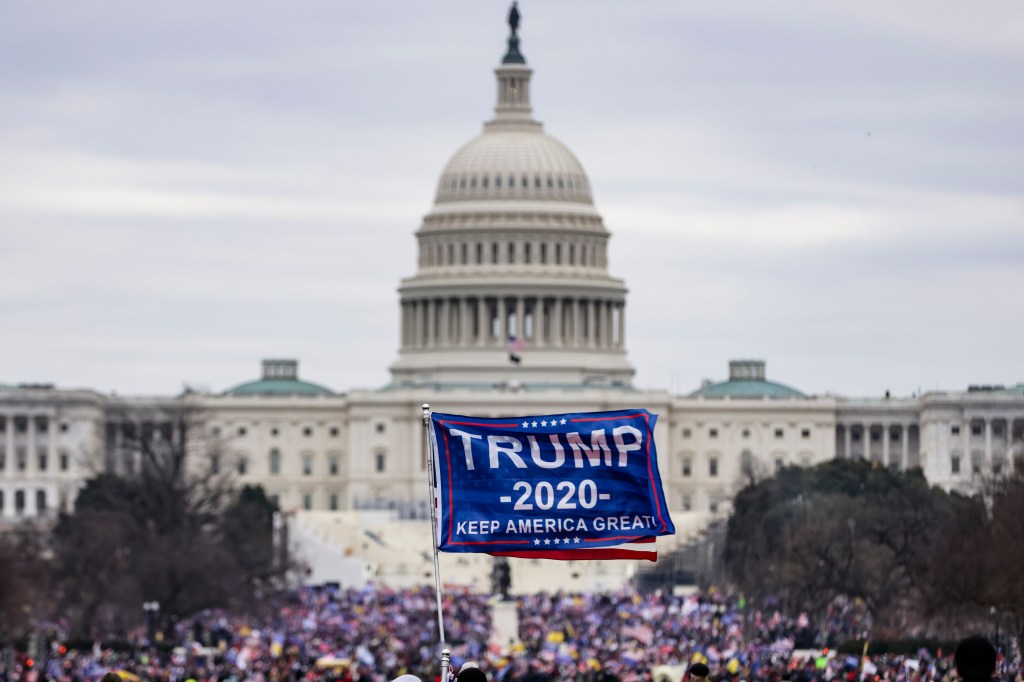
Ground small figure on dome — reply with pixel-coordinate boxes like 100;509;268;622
508;2;520;36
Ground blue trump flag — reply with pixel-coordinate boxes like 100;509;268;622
429;409;674;560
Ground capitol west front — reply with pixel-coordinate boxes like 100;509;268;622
0;10;1022;587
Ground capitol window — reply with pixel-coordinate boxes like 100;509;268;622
682;458;692;477
302;455;312;476
459;177;466;189
709;458;718;477
534;176;541;188
801;428;811;438
470;177;477;189
375;451;386;472
522;175;528;188
524;243;531;264
269;449;281;475
951;456;960;474
495;175;501;188
540;243;547;264
476;243;483;263
774;428;784;439
508;242;515;263
558;177;564;189
546;176;553;189
709;428;718;438
492;243;499;263
951;425;960;435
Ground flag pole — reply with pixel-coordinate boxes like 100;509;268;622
422;403;450;682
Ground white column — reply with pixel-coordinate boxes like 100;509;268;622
26;416;35;474
497;297;507;342
440;298;449;346
573;299;581;347
588;300;596;347
882;424;891;468
553;298;563;347
515;297;525;339
4;413;13;470
534;299;545;347
460;298;470;346
477;297;487;346
844;424;852;459
985;418;993;471
422;300;433;347
901;423;909;469
617;302;625;348
604;302;612;348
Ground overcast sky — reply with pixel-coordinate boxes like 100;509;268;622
1;1;1021;398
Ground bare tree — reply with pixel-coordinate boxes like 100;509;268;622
52;398;285;639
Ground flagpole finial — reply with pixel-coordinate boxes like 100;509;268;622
422;403;431;424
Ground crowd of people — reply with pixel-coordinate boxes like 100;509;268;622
1;586;1019;682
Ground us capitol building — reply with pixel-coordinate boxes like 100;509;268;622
2;9;1022;588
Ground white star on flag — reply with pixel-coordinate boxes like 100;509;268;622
522;421;529;428
531;421;537;427
541;420;548;426
560;418;567;425
534;539;541;545
544;539;550;545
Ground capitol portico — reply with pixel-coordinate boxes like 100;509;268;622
1;6;1022;590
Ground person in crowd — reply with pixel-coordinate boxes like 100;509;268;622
457;663;488;682
954;635;997;682
688;662;710;682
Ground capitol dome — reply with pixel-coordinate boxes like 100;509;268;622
435;131;593;204
389;5;634;389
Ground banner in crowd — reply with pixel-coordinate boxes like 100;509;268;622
429;409;675;561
